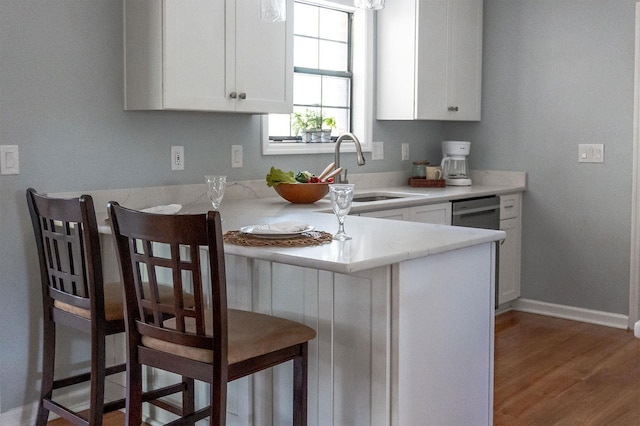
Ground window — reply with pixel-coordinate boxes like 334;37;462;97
262;0;373;155
270;2;352;142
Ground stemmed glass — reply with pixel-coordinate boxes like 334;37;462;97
329;184;355;241
205;175;226;211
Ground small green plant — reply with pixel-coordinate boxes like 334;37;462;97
292;109;336;135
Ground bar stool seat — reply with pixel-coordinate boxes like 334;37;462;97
142;308;316;364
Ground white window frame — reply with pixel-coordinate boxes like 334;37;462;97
261;0;374;155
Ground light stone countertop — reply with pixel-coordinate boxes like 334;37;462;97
52;170;524;274
161;198;502;274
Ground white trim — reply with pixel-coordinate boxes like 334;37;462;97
630;3;640;331
262;1;374;155
635;320;640;338
0;401;38;426
512;298;629;330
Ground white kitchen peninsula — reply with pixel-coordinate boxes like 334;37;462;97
50;171;523;425
219;206;501;426
93;193;505;426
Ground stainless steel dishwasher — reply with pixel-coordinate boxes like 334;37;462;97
451;196;501;307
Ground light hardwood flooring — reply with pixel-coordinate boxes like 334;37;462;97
46;411;134;426
48;310;640;425
494;311;640;425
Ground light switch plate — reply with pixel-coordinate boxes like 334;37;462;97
372;141;384;160
578;144;604;163
401;143;410;161
231;145;243;168
0;145;19;175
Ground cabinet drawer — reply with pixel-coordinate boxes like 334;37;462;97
500;194;520;220
360;208;410;221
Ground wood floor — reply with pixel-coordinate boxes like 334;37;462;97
48;311;640;425
494;311;640;425
46;411;135;426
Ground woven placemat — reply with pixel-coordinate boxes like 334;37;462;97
224;230;333;247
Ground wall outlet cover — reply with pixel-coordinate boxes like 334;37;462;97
0;145;19;175
231;145;243;168
401;143;410;161
171;146;184;170
372;141;384;160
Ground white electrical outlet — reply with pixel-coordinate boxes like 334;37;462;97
401;143;410;161
372;141;384;160
0;145;19;175
171;146;184;170
231;145;243;168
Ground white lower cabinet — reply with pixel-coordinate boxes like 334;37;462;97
360;207;410;221
358;195;523;306
218;247;494;425
360;202;452;225
409;202;452;225
498;193;522;305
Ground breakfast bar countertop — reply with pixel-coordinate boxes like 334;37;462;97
66;170;524;274
99;195;506;275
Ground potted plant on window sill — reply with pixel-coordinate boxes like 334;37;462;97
292;109;337;143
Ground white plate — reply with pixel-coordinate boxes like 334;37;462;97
240;224;314;239
141;204;182;215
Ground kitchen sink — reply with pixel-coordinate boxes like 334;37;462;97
352;193;408;203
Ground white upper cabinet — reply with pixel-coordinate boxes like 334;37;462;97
377;0;483;121
124;0;293;114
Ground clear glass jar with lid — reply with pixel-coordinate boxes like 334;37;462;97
411;161;428;178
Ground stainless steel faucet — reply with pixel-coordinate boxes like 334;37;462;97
334;132;366;184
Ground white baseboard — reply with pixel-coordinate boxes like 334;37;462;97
635;320;640;338
0;401;38;426
512;298;629;329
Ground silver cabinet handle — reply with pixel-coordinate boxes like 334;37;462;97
448;106;459;111
239;92;247;100
230;92;237;99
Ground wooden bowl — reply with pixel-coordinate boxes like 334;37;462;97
273;183;329;204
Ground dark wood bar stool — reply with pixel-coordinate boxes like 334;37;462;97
108;202;316;425
26;189;191;425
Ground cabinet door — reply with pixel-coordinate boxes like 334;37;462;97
409;202;452;225
361;207;411;221
415;0;482;120
376;0;419;119
500;193;520;220
499;217;521;305
163;0;234;110
414;0;448;119
235;0;293;113
446;0;482;120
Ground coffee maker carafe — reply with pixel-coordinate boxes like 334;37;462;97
441;141;472;186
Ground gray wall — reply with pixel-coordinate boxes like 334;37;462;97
0;0;441;413
0;0;635;415
445;0;635;315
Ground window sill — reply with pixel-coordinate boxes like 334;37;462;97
261;117;372;155
264;141;372;155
